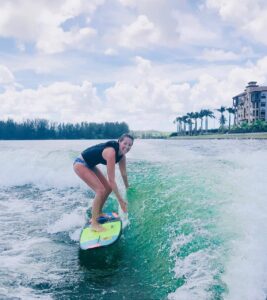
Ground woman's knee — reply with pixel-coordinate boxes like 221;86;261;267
105;185;112;196
96;186;111;199
95;185;107;198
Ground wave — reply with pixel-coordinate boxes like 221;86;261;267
168;140;267;299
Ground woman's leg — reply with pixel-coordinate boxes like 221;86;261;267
73;163;107;232
93;166;112;213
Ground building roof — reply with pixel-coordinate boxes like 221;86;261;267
233;92;246;98
233;82;267;99
246;86;267;92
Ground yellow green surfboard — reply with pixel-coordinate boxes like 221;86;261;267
79;213;122;250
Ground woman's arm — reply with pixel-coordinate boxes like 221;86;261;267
102;148;127;212
118;155;129;188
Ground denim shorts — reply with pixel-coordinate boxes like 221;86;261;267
73;156;92;169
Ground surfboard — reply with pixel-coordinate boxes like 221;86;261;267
79;212;122;250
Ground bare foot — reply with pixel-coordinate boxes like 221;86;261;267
99;212;109;218
91;222;106;232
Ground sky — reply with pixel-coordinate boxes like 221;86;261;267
1;0;267;131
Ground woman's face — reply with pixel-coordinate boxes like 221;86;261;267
119;137;133;155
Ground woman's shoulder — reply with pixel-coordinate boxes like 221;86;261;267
105;140;119;149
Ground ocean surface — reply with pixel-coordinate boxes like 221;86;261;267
0;139;267;300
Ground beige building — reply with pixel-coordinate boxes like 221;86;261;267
233;81;267;124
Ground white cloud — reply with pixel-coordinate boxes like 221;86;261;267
0;81;102;123
199;48;239;62
119;15;161;48
173;11;218;46
118;0;136;8
115;1;201;49
206;0;257;23
1;55;267;131
0;53;73;76
104;56;190;130
184;57;267;114
104;55;267;130
104;48;118;56
0;0;104;53
36;26;96;54
135;56;152;74
206;0;267;46
0;65;15;86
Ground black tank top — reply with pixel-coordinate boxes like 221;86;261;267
81;141;123;168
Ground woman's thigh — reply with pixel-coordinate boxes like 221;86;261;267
93;166;112;193
74;163;104;193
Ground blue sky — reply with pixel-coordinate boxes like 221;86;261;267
1;0;267;131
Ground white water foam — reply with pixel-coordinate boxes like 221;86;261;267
168;220;221;300
0;140;134;191
118;210;130;229
168;251;216;300
0;286;53;300
47;208;130;241
128;139;203;163
47;207;87;241
168;141;267;300
0;140;97;188
0;237;57;300
220;148;267;300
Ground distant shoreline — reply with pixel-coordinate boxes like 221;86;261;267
1;132;267;141
169;132;267;140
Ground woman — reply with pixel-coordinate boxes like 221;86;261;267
73;133;134;232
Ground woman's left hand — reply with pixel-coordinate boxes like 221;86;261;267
119;199;128;213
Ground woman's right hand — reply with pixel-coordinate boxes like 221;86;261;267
119;199;128;213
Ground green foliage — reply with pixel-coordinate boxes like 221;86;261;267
226;107;236;115
229;120;267;133
216;106;226;114
219;114;227;127
0;119;130;140
251;119;267;132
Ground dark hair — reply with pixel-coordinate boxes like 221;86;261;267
118;133;134;143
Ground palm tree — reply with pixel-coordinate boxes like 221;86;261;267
199;109;207;134
226;107;236;131
219;114;227;129
186;112;195;136
216;106;226;132
177;117;183;135
181;115;188;135
202;109;215;133
192;112;200;135
187;119;193;136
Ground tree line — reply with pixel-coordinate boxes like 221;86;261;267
173;106;267;135
0;119;130;140
173;106;238;135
